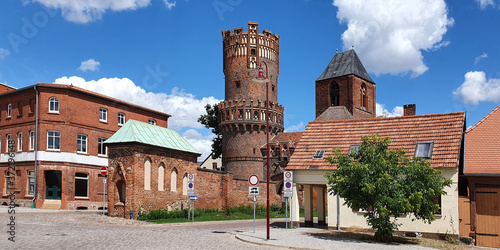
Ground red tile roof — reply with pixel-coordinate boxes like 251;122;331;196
464;105;500;175
267;132;303;145
36;82;171;117
286;112;465;170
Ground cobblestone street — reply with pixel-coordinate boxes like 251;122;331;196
2;209;276;249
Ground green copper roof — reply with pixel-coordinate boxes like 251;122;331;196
105;119;201;156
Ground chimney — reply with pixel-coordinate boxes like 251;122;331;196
403;104;416;116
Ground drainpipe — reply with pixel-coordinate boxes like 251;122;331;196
337;194;340;230
31;85;39;208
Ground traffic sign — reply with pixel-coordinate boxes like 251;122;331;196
189;196;198;201
100;166;108;176
283;171;293;197
284;171;292;181
249;174;259;186
249;186;260;196
187;173;195;196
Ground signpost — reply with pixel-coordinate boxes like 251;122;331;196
249;174;260;233
283;171;293;228
100;166;108;216
187;173;195;221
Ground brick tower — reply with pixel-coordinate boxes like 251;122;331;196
218;22;284;180
315;49;376;119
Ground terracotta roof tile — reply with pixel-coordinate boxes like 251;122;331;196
465;105;500;175
287;112;465;170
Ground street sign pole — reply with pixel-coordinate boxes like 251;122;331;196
192;200;194;221
188;201;190;220
253;195;256;233
286;196;288;228
103;177;106;216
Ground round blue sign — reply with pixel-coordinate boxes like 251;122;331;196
188;183;193;188
285;182;292;188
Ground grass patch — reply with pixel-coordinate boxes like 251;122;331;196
138;204;288;223
308;227;478;250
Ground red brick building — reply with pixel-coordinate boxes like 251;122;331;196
0;82;170;210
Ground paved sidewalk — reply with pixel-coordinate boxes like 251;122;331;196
236;226;434;250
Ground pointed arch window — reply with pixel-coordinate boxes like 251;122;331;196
170;168;177;192
144;158;151;190
361;83;367;110
158;164;165;191
330;83;340;106
182;174;188;195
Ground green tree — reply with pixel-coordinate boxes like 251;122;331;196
325;135;452;242
197;104;222;159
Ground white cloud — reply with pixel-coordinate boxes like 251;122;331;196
333;0;454;77
163;0;176;10
453;71;500;105
53;76;221;129
183;129;215;161
475;0;496;9
0;48;10;60
285;122;304;132
376;103;403;117
32;0;151;23
78;59;101;72
474;53;488;64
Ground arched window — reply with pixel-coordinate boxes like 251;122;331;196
144;158;151;190
182;174;188;195
360;83;367;109
170;168;177;192
330;83;339;106
49;97;59;113
158;164;164;191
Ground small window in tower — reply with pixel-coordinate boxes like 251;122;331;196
272;85;275;92
361;83;367;110
330;83;340;106
236;81;241;88
251;48;256;56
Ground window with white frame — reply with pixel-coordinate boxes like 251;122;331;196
17;132;22;151
118;112;125;126
47;131;60;150
74;173;89;198
29;131;35;150
415;142;434;159
99;108;107;122
77;134;87;153
49;97;59;113
148;119;156;125
6;134;11;153
27;170;35;196
7;104;12;117
98;138;107;156
5;171;11;195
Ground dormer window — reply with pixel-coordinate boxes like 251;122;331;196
313;150;325;159
148;119;156;125
415;142;434;159
348;145;360;155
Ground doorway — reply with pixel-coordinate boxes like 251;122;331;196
45;170;62;200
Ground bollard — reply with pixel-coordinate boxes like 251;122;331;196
129;209;134;219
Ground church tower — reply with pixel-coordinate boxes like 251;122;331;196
218;22;284;180
315;49;376;119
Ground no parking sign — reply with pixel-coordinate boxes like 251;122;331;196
283;171;293;197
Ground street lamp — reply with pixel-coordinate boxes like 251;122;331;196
254;61;271;240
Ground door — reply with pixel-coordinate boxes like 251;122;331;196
45;171;62;200
475;186;500;248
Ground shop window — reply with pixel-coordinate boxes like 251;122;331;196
75;173;89;198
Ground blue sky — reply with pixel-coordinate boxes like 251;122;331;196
1;0;500;161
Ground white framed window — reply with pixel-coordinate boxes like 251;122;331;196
170;168;177;192
27;170;35;196
74;173;89;198
77;134;87;153
6;134;11;153
98;137;107;156
47;131;60;150
17;132;22;151
99;108;107;122
49;97;59;113
158;164;165;191
7;104;12;117
118;112;125;126
29;131;35;150
5;171;11;195
415;142;434;159
148;119;156;125
144;158;151;190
